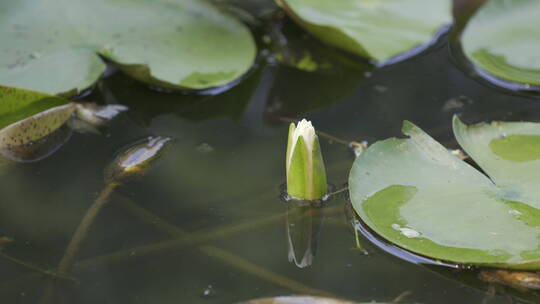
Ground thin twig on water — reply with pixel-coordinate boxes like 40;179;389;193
328;187;349;197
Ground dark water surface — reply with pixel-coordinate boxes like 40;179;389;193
2;4;540;304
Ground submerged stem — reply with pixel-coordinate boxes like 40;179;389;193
5;200;344;298
40;182;118;304
74;200;343;270
57;183;118;274
0;252;75;282
118;196;335;297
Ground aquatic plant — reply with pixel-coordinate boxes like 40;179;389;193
286;119;327;200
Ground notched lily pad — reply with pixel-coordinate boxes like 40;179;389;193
460;0;540;89
276;0;452;64
349;116;540;270
0;0;256;95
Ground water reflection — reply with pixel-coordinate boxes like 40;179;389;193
345;202;460;269
286;200;325;268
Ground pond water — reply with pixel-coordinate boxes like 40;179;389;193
1;2;540;304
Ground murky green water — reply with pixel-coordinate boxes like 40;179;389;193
2;3;540;304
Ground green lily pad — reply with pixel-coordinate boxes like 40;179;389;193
276;0;452;63
349;116;540;270
461;0;540;87
0;0;256;96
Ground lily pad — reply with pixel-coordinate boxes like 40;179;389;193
0;0;256;95
349;116;540;269
276;0;452;64
460;0;540;87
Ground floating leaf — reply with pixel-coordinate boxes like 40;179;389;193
460;0;540;88
0;0;256;95
276;0;452;64
349;116;540;270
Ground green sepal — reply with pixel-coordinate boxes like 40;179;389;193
286;122;296;172
287;136;309;199
311;135;328;200
287;134;328;200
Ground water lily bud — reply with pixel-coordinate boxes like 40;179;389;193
104;136;171;184
286;119;327;200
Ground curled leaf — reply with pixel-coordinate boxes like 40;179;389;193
105;136;172;184
0;104;76;162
